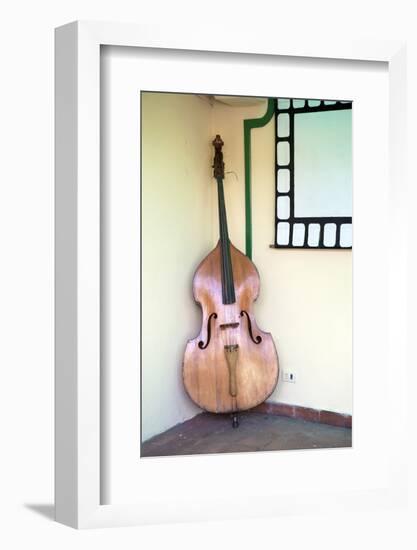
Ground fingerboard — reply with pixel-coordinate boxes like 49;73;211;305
216;177;236;304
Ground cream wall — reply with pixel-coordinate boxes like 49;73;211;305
142;93;352;441
141;93;213;440
212;100;352;415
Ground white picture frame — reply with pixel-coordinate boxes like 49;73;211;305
55;21;407;529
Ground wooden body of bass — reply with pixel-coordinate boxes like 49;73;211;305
183;241;279;413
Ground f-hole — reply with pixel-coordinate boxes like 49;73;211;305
240;310;262;344
198;312;218;349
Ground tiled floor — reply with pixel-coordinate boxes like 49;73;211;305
141;412;352;457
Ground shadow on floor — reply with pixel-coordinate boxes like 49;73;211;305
24;503;55;521
141;412;352;458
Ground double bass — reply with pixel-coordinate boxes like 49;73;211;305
182;135;279;427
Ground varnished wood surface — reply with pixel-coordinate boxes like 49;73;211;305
183;242;279;413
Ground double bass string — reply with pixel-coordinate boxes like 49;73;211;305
218;174;239;351
217;175;232;348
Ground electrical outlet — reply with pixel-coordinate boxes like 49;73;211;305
283;371;296;383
